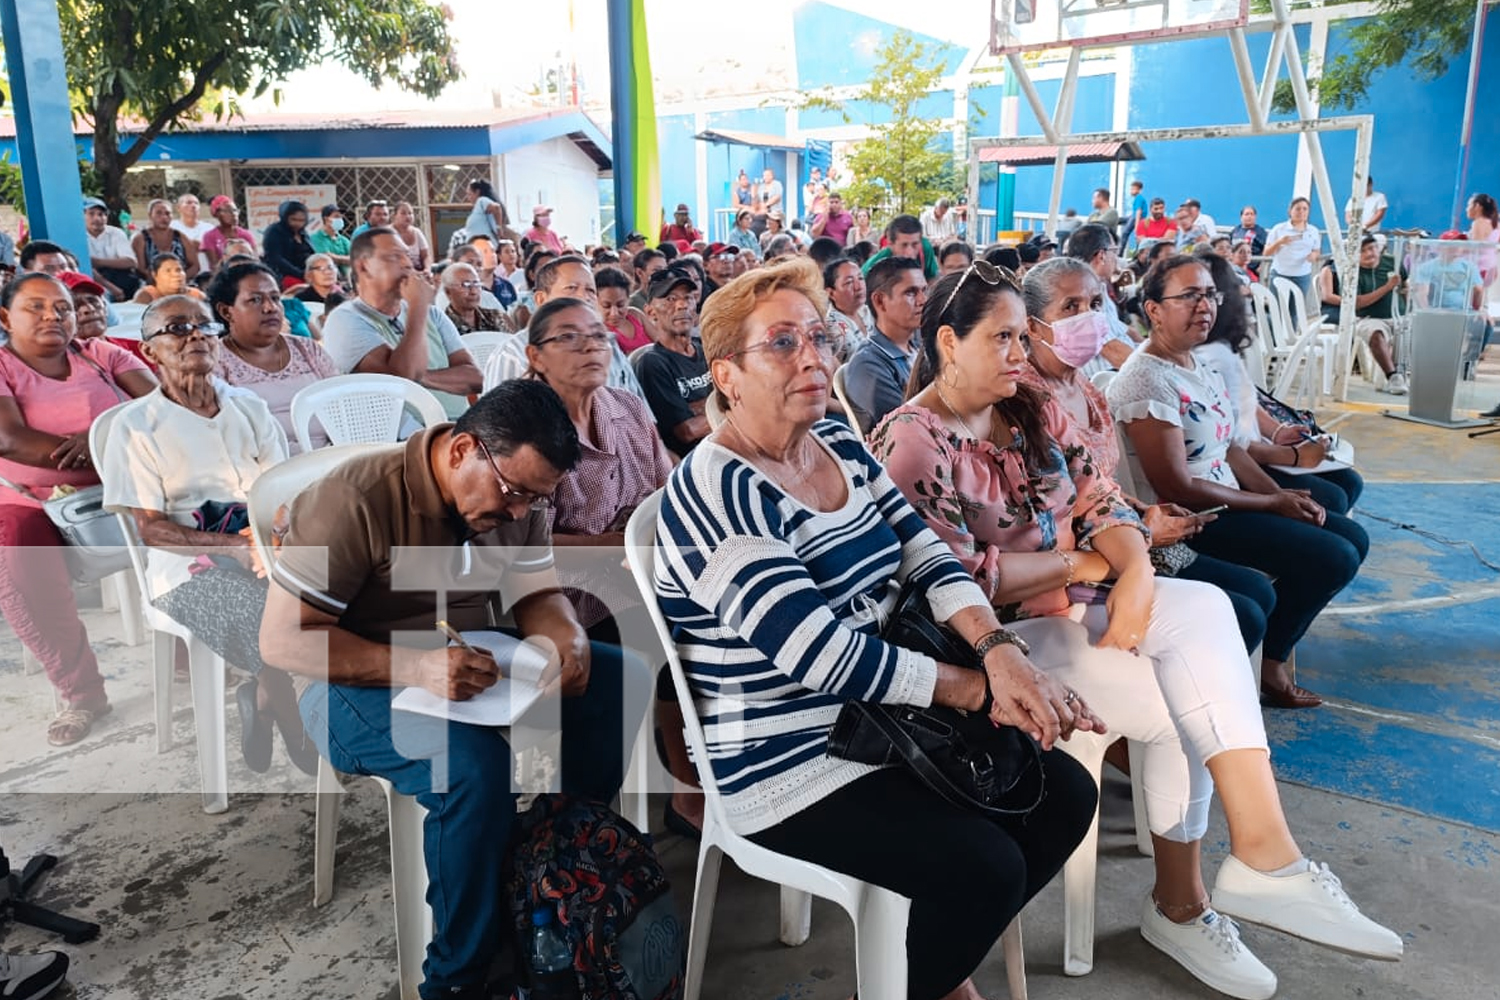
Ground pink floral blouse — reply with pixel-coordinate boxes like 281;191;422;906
1016;364;1119;477
868;400;1142;621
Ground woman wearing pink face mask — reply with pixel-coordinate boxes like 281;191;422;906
870;261;1402;1000
1019;257;1277;658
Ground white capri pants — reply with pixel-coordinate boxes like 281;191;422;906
1009;576;1268;843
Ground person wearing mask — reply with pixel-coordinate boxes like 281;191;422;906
209;260;339;452
0;273;156;745
843;255;926;435
132;198;200;282
171;193;214;244
84;197;142;300
525;205;566;254
320;227;483;419
198;196;259;271
307;204;351;270
260;200;315;286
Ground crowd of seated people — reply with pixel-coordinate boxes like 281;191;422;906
8;179;1461;1000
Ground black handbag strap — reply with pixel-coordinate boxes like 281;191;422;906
851;703;1044;818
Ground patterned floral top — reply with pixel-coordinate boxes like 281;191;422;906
868;401;1142;621
1016;364;1119;476
1105;350;1238;488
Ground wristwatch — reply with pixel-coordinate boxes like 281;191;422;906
974;627;1030;661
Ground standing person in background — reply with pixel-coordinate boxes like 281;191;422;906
809;191;854;246
659;203;703;245
1231;206;1269;258
391;201;431;274
171;194;214;244
525;205;566;254
1124;179;1147;250
1264;197;1322;299
308;205;351;272
1088;187;1120;236
802;166;828;219
1347;177;1388;234
463;178;517;246
731;169;755;213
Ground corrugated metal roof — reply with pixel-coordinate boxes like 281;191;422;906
976;141;1145;166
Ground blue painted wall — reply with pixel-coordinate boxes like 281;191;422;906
656;112;699;221
791;1;965;89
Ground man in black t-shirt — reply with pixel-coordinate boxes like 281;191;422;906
634;270;712;455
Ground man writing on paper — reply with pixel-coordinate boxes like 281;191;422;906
259;380;649;1000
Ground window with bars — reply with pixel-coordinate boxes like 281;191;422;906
426;163;490;206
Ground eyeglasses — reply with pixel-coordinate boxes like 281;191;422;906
939;260;1020;316
454;280;483;290
1158;289;1224;308
535;330;613;352
476;440;553;510
144;320;225;340
727;322;842;362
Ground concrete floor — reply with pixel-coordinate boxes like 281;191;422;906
2;371;1498;1000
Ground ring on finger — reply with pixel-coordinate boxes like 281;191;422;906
1063;689;1079;708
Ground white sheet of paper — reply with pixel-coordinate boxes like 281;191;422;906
1267;437;1355;475
391;630;552;727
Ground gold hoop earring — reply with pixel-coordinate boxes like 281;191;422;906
939;364;960;390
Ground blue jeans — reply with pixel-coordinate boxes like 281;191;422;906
1266;465;1365;515
298;641;651;998
1173;550;1277;653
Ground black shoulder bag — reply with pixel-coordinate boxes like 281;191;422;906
826;585;1045;818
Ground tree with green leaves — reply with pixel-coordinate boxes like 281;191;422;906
804;31;955;218
1258;0;1494;112
56;0;460;215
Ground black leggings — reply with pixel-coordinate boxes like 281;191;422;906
749;753;1097;1000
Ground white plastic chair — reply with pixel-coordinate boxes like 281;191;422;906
245;443;430;998
1274;278;1338;397
458;332;509;374
289;373;448;454
90;402;233;815
625;492;1028;1000
830;365;863;442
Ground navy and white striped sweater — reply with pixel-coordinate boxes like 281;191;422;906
653;420;989;834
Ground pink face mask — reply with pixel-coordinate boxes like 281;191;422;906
1037;310;1111;368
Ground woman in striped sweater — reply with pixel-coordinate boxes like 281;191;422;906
652;258;1103;1000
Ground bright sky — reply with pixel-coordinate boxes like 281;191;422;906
251;0;985;116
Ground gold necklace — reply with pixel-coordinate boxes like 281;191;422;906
934;381;986;441
724;416;815;484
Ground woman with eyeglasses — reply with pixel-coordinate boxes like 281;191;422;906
0;273;156;745
654;258;1102;1000
441;261;512;334
291;252;348;311
209;261;339;453
1107;256;1369;710
870;260;1400;999
101;292;318;775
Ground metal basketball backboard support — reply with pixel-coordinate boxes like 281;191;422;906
974;0;1373;400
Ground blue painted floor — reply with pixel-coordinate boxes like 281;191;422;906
1266;482;1500;833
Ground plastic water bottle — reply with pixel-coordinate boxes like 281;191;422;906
528;906;578;999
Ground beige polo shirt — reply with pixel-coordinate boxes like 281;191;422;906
272;425;558;686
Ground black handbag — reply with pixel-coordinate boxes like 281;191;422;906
826;585;1044;818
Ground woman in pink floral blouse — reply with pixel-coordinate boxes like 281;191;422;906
867;261;1401;999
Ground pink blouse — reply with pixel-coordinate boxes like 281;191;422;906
1016;364;1120;479
868;400;1142;621
0;340;147;507
215;335;338;453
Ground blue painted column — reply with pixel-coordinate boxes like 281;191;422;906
0;0;88;261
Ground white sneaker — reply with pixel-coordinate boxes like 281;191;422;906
1140;894;1278;1000
1384;372;1408;395
0;950;69;1000
1213;856;1404;959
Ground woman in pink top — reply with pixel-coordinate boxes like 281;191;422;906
208;260;338;453
525;205;566;255
199;195;258;270
0;273;157;745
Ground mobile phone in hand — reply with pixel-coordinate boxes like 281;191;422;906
1195;504;1228;518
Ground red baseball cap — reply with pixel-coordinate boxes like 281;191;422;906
55;270;105;296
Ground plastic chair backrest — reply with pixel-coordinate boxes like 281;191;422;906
1273;277;1323;341
289;373;447;453
458;332;508;374
1252;282;1293;352
831;365;862;442
246;444;388;572
88;401;168;613
624;491;733;832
